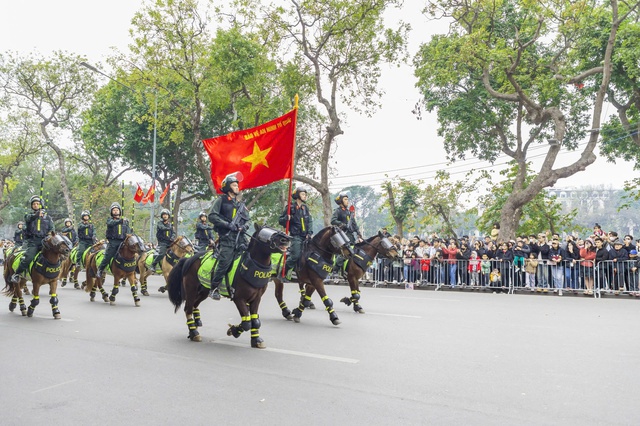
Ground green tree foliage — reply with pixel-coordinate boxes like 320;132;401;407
414;0;636;240
477;165;578;239
255;0;410;224
382;177;421;236
0;51;97;217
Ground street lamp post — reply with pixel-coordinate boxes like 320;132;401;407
79;62;157;243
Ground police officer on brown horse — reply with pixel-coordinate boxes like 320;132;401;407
330;191;361;277
208;172;250;300
279;187;313;280
11;195;55;284
96;202;130;279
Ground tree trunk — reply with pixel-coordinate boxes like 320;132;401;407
41;125;74;217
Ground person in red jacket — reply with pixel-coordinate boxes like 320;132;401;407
442;241;459;287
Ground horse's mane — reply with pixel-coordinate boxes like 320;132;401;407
311;226;332;244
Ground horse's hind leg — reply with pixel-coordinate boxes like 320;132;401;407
185;281;205;342
310;282;340;326
109;277;120;305
298;282;315;310
72;265;81;289
128;273;140;307
274;279;293;320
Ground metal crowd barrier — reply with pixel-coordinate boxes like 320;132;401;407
361;258;640;299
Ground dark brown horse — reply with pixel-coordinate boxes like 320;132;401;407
339;232;400;313
84;234;146;306
167;224;290;348
272;226;353;325
138;235;195;296
3;233;72;319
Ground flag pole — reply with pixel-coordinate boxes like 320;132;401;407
131;201;136;232
282;94;299;277
121;180;125;217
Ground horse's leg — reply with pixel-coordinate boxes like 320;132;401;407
342;272;365;314
292;283;316;323
27;282;40;318
273;278;293;320
128;273;140;307
72;265;81;289
184;279;203;342
298;281;316;309
140;265;150;296
227;296;252;341
313;281;340;325
49;281;61;319
109;274;120;305
249;289;267;348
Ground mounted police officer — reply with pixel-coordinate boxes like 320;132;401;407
14;222;24;246
194;211;214;253
279;187;313;280
96;202;130;279
150;208;175;272
76;210;96;264
11;195;55;284
330;191;361;277
208;172;250;300
60;218;78;247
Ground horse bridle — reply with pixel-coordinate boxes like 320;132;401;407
252;227;290;252
359;236;397;257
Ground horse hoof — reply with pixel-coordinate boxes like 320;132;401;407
74;285;80;290
340;297;351;306
135;301;141;307
141;290;149;296
286;314;294;321
251;339;266;349
357;308;365;314
102;295;109;303
308;302;316;310
9;303;16;312
190;334;202;342
90;297;95;302
158;287;166;293
21;310;27;316
54;313;61;319
110;301;116;306
293;316;300;323
331;318;341;326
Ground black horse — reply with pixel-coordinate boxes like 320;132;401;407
272;226;352;325
167;224;290;348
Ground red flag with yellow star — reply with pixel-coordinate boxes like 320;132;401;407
202;108;297;193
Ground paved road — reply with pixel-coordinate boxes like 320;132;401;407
1;273;639;425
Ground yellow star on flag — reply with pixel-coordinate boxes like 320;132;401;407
242;142;271;172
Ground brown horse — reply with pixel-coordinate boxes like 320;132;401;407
272;226;353;325
138;235;195;296
3;233;72;319
2;244;30;295
84;234;146;306
58;244;79;289
338;232;400;313
167;224;290;348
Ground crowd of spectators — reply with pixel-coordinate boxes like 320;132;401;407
370;223;640;296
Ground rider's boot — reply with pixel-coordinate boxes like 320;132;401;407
209;281;221;300
11;273;22;284
95;267;105;279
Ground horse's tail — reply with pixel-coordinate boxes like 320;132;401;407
168;257;188;313
2;257;17;297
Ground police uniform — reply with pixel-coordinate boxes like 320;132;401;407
60;219;79;247
151;209;175;269
13;196;54;281
279;188;313;276
194;212;214;252
96;203;130;278
330;192;360;276
77;212;96;264
208;179;250;291
14;224;24;245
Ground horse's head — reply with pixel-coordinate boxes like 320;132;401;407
43;232;72;257
311;226;352;258
376;232;400;260
253;224;291;253
124;234;146;254
173;235;195;255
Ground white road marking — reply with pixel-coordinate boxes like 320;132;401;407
381;295;461;302
32;379;78;394
213;339;359;364
365;312;422;319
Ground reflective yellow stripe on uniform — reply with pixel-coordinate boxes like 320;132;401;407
118;224;121;235
301;218;306;232
37;218;40;232
232;208;236;218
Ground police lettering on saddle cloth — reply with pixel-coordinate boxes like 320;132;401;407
208;172;250;300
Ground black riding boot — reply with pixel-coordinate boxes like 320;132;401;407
209;282;221;300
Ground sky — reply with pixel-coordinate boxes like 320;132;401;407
0;0;635;194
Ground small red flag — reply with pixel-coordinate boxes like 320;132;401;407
141;182;155;204
202;108;297;194
159;185;169;205
134;184;144;203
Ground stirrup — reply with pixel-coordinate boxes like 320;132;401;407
11;273;21;284
209;287;220;300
